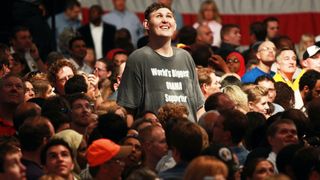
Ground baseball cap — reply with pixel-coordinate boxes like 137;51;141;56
87;138;132;167
303;41;320;60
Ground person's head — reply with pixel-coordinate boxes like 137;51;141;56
307;97;320;133
273;35;295;50
48;59;77;95
87;138;132;179
184;156;228;180
170;121;203;162
120;135;143;168
28;72;54;98
212;109;247;146
198;110;220;143
299;33;315;53
274;82;295;110
301;42;320;72
143;3;176;38
40;139;74;179
89;5;103;25
249;21;267;43
112;0;126;12
94;58;113;80
177;26;197;45
292;147;320;180
11;26;32;52
52;129;87;171
0;139;26;180
299;69;320;103
205;92;236;111
68;36;87;61
0;43;13;76
196;24;213;45
256;41;276;65
226;52;246;76
18;116;54;152
64;74;88;95
221;85;249;113
255;75;276;103
276;48;297;78
221;24;241;46
263;17;279;40
66;93;93;129
0;74;25;106
139;125;168;161
64;0;81;21
157;102;189;127
243;158;275;180
267;119;298;154
113;51;128;67
245;85;270;117
10;52;28;76
24;80;35;102
197;67;221;98
198;0;221;23
42;111;71;133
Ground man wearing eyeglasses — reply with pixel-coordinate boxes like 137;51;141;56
242;41;276;83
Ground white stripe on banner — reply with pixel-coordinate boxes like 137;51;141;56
79;0;320;14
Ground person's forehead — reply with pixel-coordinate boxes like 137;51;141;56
151;7;173;15
259;41;275;49
280;50;295;56
47;145;70;154
276;123;296;130
4;76;23;84
73;98;89;105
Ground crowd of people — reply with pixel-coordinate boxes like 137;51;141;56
0;0;320;180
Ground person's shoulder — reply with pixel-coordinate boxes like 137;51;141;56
103;22;116;30
241;68;258;82
128;46;153;60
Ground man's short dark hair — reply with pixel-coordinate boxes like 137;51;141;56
64;74;88;95
18;116;52;151
66;92;92;109
170;121;203;162
12;26;30;39
266;119;295;138
249;22;267;41
144;2;172;21
221;24;240;40
0;137;20;172
40;138;74;165
219;109;248;144
263;16;279;26
299;69;320;91
178;26;197;45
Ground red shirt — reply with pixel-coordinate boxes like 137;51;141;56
0;118;16;136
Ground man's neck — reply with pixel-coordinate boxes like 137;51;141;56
70;123;87;135
257;61;272;73
148;37;173;57
279;71;294;81
144;155;161;172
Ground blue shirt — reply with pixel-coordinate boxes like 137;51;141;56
241;67;275;84
102;9;143;47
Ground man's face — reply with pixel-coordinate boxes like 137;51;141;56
70;40;87;60
89;7;102;24
252;160;275;180
206;73;221;96
113;0;126;12
197;26;213;45
12;30;33;52
66;6;81;21
54;66;74;95
113;53;128;67
94;61;110;79
277;50;297;75
268;123;298;153
123;137;142;167
224;27;241;46
266;21;279;39
144;8;176;38
304;52;320;72
257;80;276;103
249;96;269;117
45;145;74;178
149;127;168;160
24;81;35;102
256;41;276;64
0;76;24;105
305;80;320;102
1;152;26;180
71;99;92;127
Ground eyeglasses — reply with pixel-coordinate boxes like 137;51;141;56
258;47;277;52
226;59;239;63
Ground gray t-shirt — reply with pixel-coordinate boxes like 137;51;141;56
117;46;204;122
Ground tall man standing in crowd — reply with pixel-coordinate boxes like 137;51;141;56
117;3;204;122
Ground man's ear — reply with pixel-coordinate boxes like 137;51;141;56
302;85;310;94
143;19;149;31
248;101;254;111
